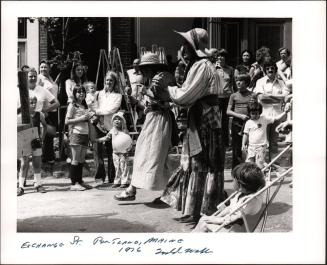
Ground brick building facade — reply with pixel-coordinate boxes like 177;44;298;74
18;17;292;81
39;23;48;63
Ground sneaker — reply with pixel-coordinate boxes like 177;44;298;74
120;184;129;189
79;182;93;190
70;183;86;191
17;187;24;196
114;190;136;201
111;184;120;188
35;185;47;193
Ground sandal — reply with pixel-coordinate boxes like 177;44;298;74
114;190;136;201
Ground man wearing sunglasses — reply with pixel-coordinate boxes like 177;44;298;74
254;60;290;162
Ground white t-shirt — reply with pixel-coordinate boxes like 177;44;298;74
28;85;55;113
38;74;58;98
85;92;98;111
38;74;58;112
96;90;122;131
243;115;274;146
65;79;77;103
254;76;288;118
127;69;144;97
65;103;89;135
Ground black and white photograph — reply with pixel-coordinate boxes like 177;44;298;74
1;1;326;264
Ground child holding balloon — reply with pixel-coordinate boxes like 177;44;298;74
96;112;133;188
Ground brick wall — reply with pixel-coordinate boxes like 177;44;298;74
111;18;136;70
39;23;48;63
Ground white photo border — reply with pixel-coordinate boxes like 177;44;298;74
1;1;326;264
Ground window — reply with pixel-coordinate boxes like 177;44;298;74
256;23;284;59
221;20;240;67
18;42;26;70
18;18;27;39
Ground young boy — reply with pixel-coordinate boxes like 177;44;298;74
17;96;47;196
242;101;288;169
192;162;266;233
227;74;254;168
96;112;133;188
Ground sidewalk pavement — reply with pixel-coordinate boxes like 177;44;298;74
17;161;293;233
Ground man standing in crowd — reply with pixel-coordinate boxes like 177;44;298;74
254;60;289;161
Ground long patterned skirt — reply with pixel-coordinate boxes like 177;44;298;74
161;128;225;216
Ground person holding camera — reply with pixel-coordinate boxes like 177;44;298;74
17;95;47;196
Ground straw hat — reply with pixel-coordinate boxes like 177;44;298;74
174;28;211;58
138;52;162;67
209;48;218;57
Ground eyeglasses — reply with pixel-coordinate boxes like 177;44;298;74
76;90;86;94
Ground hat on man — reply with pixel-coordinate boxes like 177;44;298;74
133;59;140;66
174;28;211;58
129;58;141;68
138;52;162;67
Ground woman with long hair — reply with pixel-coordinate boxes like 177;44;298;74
65;62;88;104
65;85;93;191
248;46;271;90
234;49;253;77
92;71;122;185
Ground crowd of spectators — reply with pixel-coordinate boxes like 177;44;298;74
17;28;293;232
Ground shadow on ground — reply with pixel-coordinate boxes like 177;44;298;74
267;202;292;216
17;212;157;233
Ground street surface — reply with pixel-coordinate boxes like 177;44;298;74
17;151;292;233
